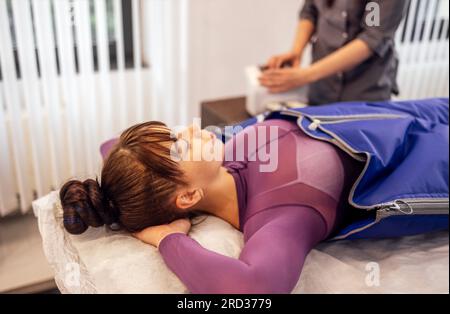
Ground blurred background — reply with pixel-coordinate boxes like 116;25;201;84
0;0;448;293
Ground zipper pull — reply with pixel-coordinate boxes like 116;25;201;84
381;200;413;214
394;200;414;214
308;119;321;131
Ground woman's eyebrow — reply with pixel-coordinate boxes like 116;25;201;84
176;137;191;150
175;131;185;139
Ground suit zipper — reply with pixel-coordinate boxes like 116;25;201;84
376;198;449;219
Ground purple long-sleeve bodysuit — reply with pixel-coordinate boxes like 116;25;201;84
157;119;364;294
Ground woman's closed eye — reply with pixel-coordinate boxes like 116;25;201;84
173;138;190;160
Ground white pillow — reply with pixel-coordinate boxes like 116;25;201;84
33;191;449;294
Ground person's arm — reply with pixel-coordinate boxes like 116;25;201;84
157;205;326;294
266;0;317;69
294;0;318;57
306;39;372;82
356;0;410;58
292;20;315;64
266;20;315;69
260;0;409;93
260;40;372;92
307;0;410;82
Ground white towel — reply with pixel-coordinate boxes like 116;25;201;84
33;191;449;294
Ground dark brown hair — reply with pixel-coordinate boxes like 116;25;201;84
60;121;201;235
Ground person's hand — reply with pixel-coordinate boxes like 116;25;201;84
132;218;191;248
258;67;314;93
265;51;301;70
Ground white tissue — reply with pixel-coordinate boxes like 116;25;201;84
245;65;309;116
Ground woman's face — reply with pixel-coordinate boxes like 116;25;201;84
171;124;224;188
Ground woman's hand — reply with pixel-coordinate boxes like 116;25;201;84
133;218;191;248
265;51;302;70
258;67;315;93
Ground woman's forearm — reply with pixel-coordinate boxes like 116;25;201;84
157;206;324;294
292;19;315;58
307;39;373;82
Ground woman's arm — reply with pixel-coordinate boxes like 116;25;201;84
293;19;315;63
266;18;315;69
306;39;373;82
357;0;410;58
306;0;409;83
266;0;317;69
260;0;409;93
158;205;326;294
294;0;318;58
259;39;372;93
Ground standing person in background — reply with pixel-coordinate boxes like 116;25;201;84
259;0;410;105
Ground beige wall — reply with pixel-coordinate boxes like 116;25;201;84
142;0;304;122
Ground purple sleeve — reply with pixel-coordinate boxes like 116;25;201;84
158;205;326;294
100;138;119;159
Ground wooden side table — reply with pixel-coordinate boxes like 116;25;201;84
200;96;252;129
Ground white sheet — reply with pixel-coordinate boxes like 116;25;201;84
33;191;449;294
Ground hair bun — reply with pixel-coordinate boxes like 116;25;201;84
59;178;118;235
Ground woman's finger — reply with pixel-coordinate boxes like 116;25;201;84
260;80;281;88
260;75;285;86
268;80;298;93
259;77;276;87
266;57;277;70
268;86;290;93
263;68;286;77
258;74;269;83
275;56;287;69
269;55;288;70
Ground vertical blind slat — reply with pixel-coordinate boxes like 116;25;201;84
404;0;427;99
11;0;49;202
53;0;80;176
113;0;127;132
73;0;98;176
33;0;66;190
0;89;17;215
402;0;418;62
438;19;450;96
0;0;33;212
147;0;162;123
132;0;143;124
164;0;175;126
179;0;189;126
414;0;438;98
95;0;113;141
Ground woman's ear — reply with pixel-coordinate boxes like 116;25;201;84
175;189;203;210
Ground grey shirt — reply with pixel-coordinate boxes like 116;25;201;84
299;0;409;105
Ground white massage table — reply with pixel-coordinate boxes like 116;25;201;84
33;191;449;294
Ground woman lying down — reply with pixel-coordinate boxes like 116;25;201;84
59;99;449;294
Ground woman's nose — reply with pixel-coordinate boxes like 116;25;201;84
188;124;202;138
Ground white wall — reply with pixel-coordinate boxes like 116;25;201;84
143;0;303;122
187;0;302;113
